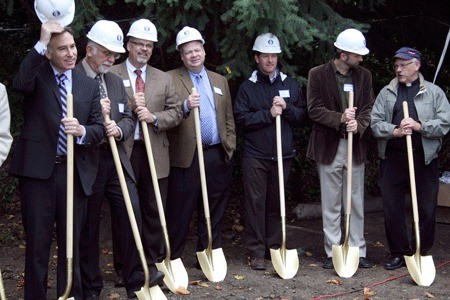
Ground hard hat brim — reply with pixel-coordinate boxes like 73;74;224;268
34;0;75;27
334;42;370;56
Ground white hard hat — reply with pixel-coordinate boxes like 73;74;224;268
334;28;369;55
252;33;282;54
175;26;205;50
86;20;126;53
127;19;158;42
34;0;75;27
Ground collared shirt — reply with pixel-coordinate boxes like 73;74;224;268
332;61;353;111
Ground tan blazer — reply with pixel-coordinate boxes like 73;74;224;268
167;67;236;168
110;62;182;179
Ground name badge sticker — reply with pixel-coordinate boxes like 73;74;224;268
213;87;223;95
343;84;354;92
123;79;131;87
279;90;290;98
118;103;125;113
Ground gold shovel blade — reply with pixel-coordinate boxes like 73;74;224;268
135;285;167;300
270;248;299;279
156;257;189;293
196;248;227;282
332;244;359;278
404;253;436;286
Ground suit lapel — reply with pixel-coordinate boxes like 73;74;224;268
179;68;194;95
42;62;62;107
116;63;134;101
325;61;342;110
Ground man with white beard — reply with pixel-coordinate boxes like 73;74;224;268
76;20;148;299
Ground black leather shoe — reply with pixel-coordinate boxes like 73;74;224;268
249;258;266;270
359;257;374;268
322;257;333;269
383;257;405;270
149;270;165;287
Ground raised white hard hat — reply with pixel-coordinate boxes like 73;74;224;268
334;28;369;55
86;20;126;53
34;0;75;27
127;19;158;42
252;33;282;54
175;26;205;50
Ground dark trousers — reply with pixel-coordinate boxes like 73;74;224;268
380;149;439;256
130;142;168;268
19;163;87;300
80;148;143;297
166;145;233;259
242;157;292;259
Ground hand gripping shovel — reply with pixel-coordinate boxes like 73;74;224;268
59;94;75;300
140;121;189;293
332;91;359;278
270;115;299;279
192;88;227;282
402;101;436;286
103;114;166;300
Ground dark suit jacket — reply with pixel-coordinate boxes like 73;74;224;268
11;48;104;195
306;59;374;165
166;67;236;168
110;62;182;179
76;61;136;182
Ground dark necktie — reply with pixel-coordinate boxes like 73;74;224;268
57;73;68;155
195;74;214;145
95;75;107;98
135;69;145;93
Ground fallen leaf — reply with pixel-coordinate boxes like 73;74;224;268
215;285;222;291
373;241;384;247
425;291;435;298
19;244;25;249
363;287;375;299
326;279;341;285
234;275;245;280
309;263;318;267
108;293;120;299
107;262;113;267
189;280;201;285
281;295;289;300
105;271;113;274
176;286;190;295
306;251;313;257
198;281;209;287
7;214;14;219
101;249;109;254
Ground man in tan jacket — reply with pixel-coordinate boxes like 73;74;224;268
166;26;236;263
110;19;182;283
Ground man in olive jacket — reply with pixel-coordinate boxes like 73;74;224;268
306;29;375;270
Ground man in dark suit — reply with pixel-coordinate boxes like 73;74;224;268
166;26;236;262
110;18;181;285
76;20;144;299
10;21;104;299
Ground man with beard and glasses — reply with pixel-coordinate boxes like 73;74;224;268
76;20;146;299
11;20;103;299
306;29;374;270
110;19;182;285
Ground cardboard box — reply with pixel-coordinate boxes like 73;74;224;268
437;182;450;207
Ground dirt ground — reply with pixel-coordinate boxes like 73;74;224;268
1;201;449;300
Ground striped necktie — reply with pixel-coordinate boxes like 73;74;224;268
195;74;214;145
57;73;68;155
95;75;107;98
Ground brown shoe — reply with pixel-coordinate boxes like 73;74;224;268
250;258;266;270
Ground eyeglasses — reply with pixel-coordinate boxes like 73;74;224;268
97;47;120;60
129;40;153;49
393;61;414;70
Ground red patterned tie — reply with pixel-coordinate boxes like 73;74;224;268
135;69;145;93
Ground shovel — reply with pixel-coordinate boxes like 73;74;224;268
59;94;75;300
402;101;436;286
192;88;227;282
103;114;166;300
270;115;299;279
140;121;189;293
0;268;6;300
332;91;359;278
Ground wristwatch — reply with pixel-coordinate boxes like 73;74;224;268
151;113;157;124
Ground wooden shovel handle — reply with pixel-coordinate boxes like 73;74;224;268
192;87;213;248
344;91;354;245
66;93;74;259
402;101;421;253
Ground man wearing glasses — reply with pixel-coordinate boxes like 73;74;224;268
110;19;182;286
371;47;449;270
76;20;145;299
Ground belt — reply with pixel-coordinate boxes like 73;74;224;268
55;155;67;164
134;140;145;148
202;143;221;150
